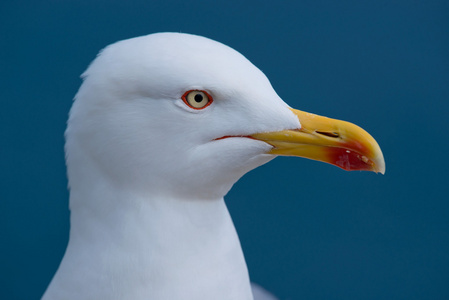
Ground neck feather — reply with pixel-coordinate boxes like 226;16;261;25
43;168;253;300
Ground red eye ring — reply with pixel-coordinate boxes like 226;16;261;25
181;90;213;110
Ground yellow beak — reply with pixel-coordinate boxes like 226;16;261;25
250;108;385;174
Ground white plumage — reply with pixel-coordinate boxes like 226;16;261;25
43;32;384;300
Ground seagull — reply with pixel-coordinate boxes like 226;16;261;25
42;32;385;300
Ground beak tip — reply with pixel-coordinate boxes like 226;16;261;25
376;168;386;175
373;151;386;175
376;162;386;175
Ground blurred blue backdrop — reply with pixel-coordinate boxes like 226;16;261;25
1;1;448;299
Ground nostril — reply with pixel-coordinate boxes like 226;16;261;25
316;131;340;138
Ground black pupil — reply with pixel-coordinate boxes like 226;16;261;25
194;93;204;103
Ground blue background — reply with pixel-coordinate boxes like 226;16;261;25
1;1;448;299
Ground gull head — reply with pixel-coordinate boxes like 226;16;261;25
66;32;384;201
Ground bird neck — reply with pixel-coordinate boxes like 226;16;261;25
43;174;254;300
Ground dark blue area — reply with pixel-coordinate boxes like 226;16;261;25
1;1;448;299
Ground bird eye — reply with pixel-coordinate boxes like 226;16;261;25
182;90;213;109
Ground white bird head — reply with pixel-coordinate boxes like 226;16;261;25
66;32;384;202
46;32;385;300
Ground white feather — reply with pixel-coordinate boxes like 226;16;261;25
43;32;299;300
